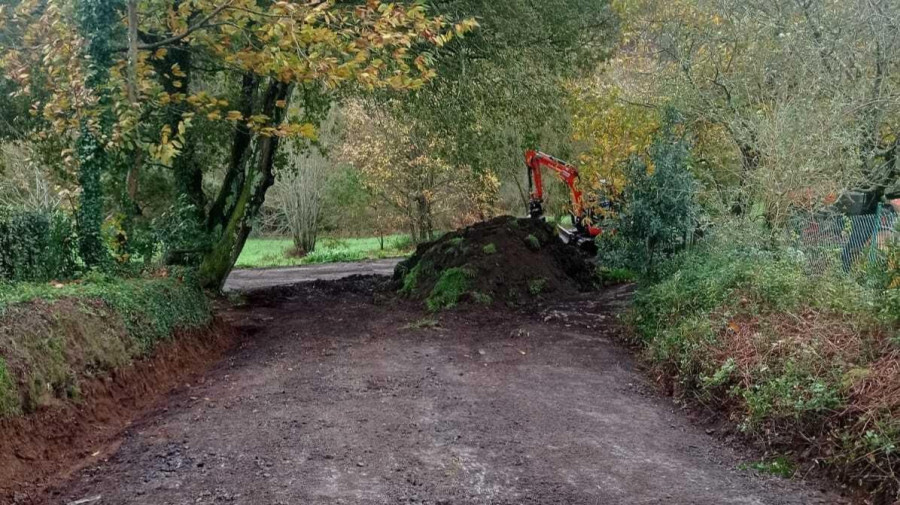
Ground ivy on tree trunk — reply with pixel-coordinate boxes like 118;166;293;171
198;80;293;290
75;0;120;268
0;0;457;289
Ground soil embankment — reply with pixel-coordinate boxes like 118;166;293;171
0;320;236;503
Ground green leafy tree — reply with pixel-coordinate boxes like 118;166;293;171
607;0;900;220
340;99;496;243
614;111;701;274
2;0;471;288
396;0;621;209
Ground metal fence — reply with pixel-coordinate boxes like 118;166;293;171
792;203;899;275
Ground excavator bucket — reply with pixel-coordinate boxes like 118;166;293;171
557;225;577;245
557;225;598;255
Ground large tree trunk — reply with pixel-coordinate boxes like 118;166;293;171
730;138;760;216
415;192;433;242
852;44;896;214
74;0;118;268
124;0;142;207
166;47;204;214
152;36;207;265
198;81;292;290
207;73;258;231
75;128;108;268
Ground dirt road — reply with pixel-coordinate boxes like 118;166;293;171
224;259;402;292
47;277;844;505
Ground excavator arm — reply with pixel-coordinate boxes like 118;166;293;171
525;150;601;250
525;150;584;219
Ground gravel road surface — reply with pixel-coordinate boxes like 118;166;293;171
224;258;402;292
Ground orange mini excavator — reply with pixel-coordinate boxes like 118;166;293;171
525;149;605;253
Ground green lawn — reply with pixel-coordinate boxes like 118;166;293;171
235;234;414;269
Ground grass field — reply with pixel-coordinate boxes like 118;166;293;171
233;216;576;269
235;234;414;269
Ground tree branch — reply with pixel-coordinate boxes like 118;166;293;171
125;1;233;52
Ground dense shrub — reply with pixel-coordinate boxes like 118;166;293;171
0;210;78;282
632;225;900;498
155;196;212;266
599;111;701;276
870;238;900;324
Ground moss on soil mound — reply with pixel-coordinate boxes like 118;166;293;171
394;216;597;309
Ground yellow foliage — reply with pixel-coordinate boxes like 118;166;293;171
569;78;658;201
339;100;498;231
2;0;473;167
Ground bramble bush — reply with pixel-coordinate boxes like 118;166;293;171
631;222;900;497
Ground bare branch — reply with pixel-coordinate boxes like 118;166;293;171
127;1;233;52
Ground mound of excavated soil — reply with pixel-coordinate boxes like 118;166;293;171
394;216;596;309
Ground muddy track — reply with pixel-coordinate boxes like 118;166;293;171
35;276;849;505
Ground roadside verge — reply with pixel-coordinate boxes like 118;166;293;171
0;277;236;502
